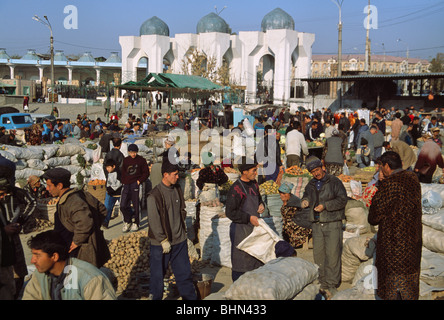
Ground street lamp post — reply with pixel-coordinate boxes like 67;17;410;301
332;0;344;109
33;15;54;110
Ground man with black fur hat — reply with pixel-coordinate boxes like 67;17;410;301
301;156;347;300
225;157;266;282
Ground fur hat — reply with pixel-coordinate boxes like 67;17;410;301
305;156;323;172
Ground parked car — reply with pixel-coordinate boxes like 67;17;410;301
30;113;56;124
0;113;33;131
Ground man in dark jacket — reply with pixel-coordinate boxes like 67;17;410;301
103;138;124;174
225;157;265;282
120;144;149;232
301;156;347;300
147;161;197;300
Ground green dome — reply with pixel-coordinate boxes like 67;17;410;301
261;8;295;32
78;52;95;63
197;12;230;34
140;16;170;36
21;49;39;61
0;49;10;60
54;50;68;62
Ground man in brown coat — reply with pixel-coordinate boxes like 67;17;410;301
382;140;417;170
42;168;110;268
368;151;422;300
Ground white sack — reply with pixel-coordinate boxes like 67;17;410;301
210;217;232;268
421;183;444;206
237;218;282;264
422;190;443;215
224;257;319;300
90;163;106;181
341;235;376;283
56;144;86;157
422;208;444;233
345;200;371;234
15;159;27;170
15;168;45;180
57;165;83;175
0;150;16;162
199;205;225;260
27;159;48;171
41;145;59;159
422;225;444;254
420;247;444;288
43;156;71;168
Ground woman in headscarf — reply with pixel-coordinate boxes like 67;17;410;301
278;181;312;249
322;128;346;176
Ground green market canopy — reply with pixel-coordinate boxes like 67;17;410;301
116;73;224;98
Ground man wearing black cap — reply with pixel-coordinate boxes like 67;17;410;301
120;143;149;232
147;161;197;300
42;168;110;268
301;156;347;300
225;157;266;282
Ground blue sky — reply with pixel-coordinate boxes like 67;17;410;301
1;0;443;60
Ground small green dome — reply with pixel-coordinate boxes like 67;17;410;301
261;8;295;32
140;16;170;36
197;12;230;34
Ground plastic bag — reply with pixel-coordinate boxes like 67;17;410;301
343;163;350;176
350;180;362;197
422;190;443;215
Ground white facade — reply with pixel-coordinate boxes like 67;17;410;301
119;9;315;105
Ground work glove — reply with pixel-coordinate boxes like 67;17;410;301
161;239;171;254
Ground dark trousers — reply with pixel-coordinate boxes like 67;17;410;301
149;240;197;300
120;182;140;225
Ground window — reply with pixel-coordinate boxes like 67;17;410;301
11;115;33;125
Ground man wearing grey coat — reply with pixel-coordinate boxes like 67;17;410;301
301;156;348;300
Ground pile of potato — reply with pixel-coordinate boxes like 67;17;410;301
103;230;204;299
259;180;280;195
22;216;53;234
104;231;151;297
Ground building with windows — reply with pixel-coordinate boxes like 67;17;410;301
0;48;121;101
310;54;431;99
312;54;430;77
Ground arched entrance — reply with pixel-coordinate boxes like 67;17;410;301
137;57;149;81
257;54;275;104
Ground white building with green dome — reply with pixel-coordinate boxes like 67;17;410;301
119;8;315;106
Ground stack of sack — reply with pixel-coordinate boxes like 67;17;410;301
222;257;319;300
420;183;444;254
334;181;444;300
1;143;101;189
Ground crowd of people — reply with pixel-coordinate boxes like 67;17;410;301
0;100;443;301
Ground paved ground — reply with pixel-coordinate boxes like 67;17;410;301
15;100;354;299
9;101;178;123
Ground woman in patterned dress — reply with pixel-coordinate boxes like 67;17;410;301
278;181;312;249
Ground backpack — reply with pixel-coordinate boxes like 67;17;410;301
74;189;108;226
